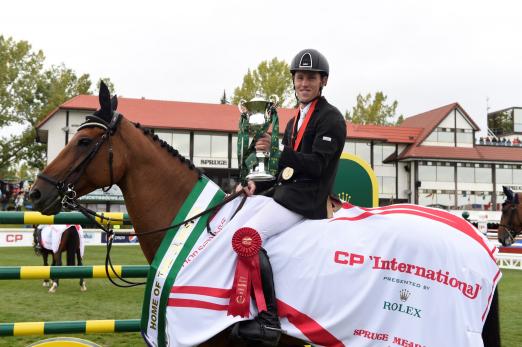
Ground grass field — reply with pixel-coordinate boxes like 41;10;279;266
0;246;147;347
0;246;521;347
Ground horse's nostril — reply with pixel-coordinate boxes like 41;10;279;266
29;189;41;201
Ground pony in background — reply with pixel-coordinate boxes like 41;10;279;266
33;224;86;293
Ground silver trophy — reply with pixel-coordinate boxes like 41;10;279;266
238;94;279;181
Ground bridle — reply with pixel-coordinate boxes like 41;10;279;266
35;110;247;287
37;111;122;206
499;195;521;244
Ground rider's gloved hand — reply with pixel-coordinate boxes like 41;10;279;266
235;181;256;196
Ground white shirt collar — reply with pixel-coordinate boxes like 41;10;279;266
299;102;312;119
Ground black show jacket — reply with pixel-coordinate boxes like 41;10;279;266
269;96;346;219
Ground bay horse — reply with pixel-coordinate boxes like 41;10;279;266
29;83;500;346
33;224;86;293
498;186;522;247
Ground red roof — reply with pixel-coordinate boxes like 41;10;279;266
400;145;522;162
396;103;481;160
347;123;422;143
38;95;425;144
37;95;297;133
400;102;479;145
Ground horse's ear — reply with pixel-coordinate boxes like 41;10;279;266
503;186;513;201
111;95;118;111
98;81;112;114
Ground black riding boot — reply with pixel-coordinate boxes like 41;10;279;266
231;248;282;346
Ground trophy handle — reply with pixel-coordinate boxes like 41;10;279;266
238;99;247;113
269;94;279;107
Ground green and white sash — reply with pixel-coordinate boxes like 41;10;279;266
141;176;225;347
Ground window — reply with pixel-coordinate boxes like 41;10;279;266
496;165;512;184
211;134;228;157
456;129;473;144
456;191;493;211
457;165;475;183
418;189;454;209
194;134;211;157
344;141;355;154
437;165;454;181
355;142;371;164
381;176;395;194
232;135;238;169
425;128;456;144
514;166;522;185
418;164;436;181
438;129;454;143
475;166;492;183
193;133;229;168
172;132;190;157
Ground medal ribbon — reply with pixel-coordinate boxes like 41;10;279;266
292;99;318;151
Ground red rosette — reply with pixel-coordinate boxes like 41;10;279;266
228;227;266;317
232;227;262;258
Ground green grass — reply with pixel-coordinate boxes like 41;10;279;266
498;269;522;346
0;247;521;346
0;246;147;347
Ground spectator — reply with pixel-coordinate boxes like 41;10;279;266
485;137;491;145
514;137;521;146
479;137;484;144
507;139;512;146
492;137;498;145
15;192;24;211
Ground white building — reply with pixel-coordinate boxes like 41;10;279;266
37;96;522;217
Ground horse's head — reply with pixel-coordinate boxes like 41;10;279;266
29;82;127;215
498;185;522;246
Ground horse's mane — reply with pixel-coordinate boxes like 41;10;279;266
133;122;203;178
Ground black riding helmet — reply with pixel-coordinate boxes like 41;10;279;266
290;49;329;77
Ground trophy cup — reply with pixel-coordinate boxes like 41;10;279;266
238;94;279;181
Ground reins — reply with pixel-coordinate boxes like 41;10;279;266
62;190;246;288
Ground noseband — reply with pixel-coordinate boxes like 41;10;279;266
37;112;122;209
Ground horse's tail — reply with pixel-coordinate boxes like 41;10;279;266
32;225;42;256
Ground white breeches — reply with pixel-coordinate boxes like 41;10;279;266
243;198;304;242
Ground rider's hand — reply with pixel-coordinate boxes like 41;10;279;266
255;133;271;152
235;181;256;196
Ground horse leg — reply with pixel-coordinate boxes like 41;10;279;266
48;251;61;293
42;250;50;287
76;242;86;291
482;288;501;347
49;231;69;293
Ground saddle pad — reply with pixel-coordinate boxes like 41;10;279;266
143;196;500;347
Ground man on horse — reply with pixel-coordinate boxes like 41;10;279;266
232;48;347;345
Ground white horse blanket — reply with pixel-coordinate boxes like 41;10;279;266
39;224;84;257
143;195;500;347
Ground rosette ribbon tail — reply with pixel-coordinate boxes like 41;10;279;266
228;227;267;317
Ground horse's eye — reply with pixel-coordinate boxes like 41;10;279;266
77;138;92;147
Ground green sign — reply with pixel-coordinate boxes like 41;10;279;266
333;152;379;207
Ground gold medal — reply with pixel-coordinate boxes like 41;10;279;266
282;167;294;181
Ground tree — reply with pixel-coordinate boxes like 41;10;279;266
0;35;108;176
346;92;403;126
231;58;294;107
